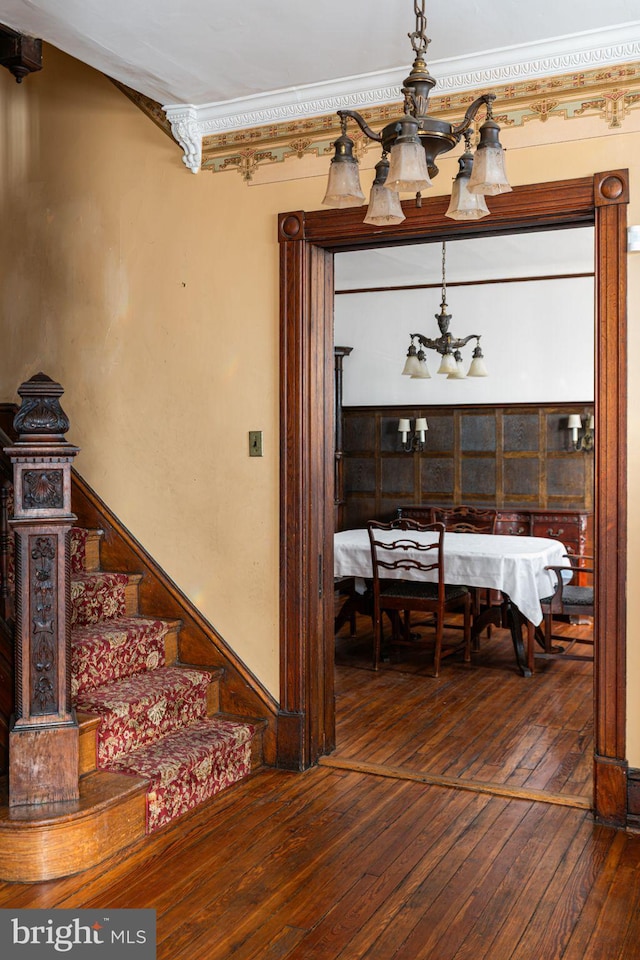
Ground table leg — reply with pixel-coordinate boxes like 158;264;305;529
504;599;533;677
471;605;503;645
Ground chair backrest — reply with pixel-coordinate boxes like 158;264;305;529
431;505;496;535
367;518;445;597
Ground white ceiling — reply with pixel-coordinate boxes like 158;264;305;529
1;0;639;118
334;228;595;289
2;2;639;173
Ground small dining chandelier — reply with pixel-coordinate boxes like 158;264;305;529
322;1;511;224
402;242;488;379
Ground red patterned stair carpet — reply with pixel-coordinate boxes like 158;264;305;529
70;527;259;832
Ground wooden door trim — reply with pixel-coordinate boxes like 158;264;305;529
278;172;628;824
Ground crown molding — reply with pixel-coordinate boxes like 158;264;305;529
163;22;640;172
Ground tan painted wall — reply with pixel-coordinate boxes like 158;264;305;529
1;47;639;761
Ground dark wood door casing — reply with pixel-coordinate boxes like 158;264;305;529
278;172;628;825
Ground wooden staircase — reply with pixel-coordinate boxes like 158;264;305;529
0;523;265;881
0;379;277;883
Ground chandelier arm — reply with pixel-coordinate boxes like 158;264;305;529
337;109;383;144
412;333;440;351
451;93;497;138
450;334;482;349
413;333;482;354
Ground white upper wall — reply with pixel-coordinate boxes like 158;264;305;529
334;228;595;406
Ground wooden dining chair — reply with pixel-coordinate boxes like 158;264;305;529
432;505;499;640
537;554;594;662
367;518;471;676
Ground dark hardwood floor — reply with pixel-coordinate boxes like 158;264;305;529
2;610;637;959
332;612;593;806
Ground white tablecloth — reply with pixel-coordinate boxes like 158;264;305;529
334;529;568;626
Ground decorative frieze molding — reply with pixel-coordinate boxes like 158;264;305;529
163;23;640;173
198;62;640;183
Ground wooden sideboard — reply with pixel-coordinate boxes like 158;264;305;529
397;505;589;559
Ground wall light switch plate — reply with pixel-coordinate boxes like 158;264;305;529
249;431;263;457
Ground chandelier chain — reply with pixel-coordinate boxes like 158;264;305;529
441;241;447;305
409;0;430;55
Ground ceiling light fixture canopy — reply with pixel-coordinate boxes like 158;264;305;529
322;0;511;222
402;241;488;380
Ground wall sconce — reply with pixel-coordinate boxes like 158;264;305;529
567;413;594;452
398;416;428;452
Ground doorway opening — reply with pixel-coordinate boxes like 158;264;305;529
277;171;628;826
331;228;595;807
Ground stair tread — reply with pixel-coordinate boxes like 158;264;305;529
76;665;214;767
109;716;257;780
71;570;131;584
0;770;147;826
70;570;141;626
76;664;212;712
72;615;178;642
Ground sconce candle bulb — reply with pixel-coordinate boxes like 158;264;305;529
567;412;594;451
398;416;428;451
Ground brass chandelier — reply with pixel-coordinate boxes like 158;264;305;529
322;1;511;224
402;242;488;379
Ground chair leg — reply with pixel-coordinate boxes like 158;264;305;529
433;612;443;678
463;598;471;662
372;605;382;671
543;611;554;653
526;620;535;673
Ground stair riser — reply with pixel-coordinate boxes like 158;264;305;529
72;623;180;699
0;773;147;882
145;740;252;832
70;574;142;627
100;696;206;766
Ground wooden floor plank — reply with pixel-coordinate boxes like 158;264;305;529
435;805;586;960
334;613;593;805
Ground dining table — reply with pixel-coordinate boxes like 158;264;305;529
334;528;570;676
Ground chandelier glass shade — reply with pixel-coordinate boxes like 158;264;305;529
364;155;406;225
445;135;490;221
322;1;511;222
402;241;488;381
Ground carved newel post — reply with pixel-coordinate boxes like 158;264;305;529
5;373;80;806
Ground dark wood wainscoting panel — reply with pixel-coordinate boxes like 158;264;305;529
341;402;594;529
